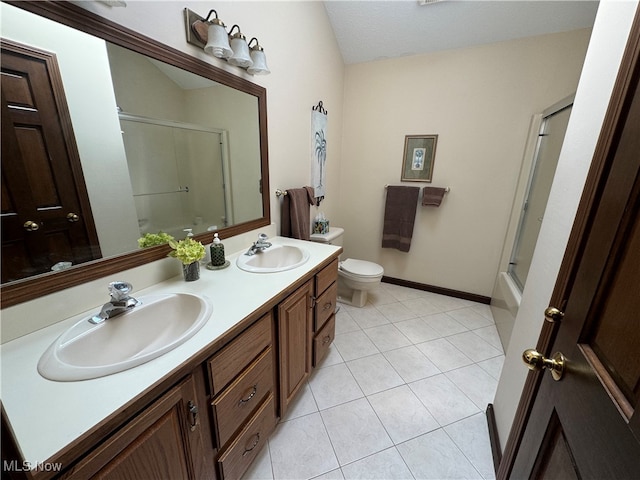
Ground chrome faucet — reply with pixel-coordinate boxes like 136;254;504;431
244;233;272;256
89;281;140;324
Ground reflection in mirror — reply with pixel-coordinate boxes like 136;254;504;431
122;118;228;237
0;1;270;307
107;42;263;239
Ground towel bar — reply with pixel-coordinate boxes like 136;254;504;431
384;184;450;192
275;189;288;197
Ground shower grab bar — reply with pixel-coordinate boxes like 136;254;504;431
133;187;189;197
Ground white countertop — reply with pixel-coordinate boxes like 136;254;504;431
0;237;340;469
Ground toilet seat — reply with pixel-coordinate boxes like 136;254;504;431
340;259;384;278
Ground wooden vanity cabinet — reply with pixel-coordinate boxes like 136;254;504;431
207;312;277;480
7;254;341;480
312;259;338;366
277;280;314;417
277;259;339;416
63;374;209;480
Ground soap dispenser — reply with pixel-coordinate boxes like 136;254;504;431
208;233;228;269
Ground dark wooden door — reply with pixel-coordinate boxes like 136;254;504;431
1;39;100;283
502;8;640;479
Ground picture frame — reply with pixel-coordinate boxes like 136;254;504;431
401;134;438;182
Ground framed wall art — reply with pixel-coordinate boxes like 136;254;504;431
401;134;438;182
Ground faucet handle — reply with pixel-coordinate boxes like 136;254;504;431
108;281;133;302
257;233;269;243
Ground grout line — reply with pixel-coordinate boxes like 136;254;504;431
263;285;503;480
440;422;487;480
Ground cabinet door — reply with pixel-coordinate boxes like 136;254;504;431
67;375;205;480
277;281;313;417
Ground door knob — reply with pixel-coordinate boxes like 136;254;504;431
522;349;566;381
23;220;40;232
67;213;80;222
544;306;564;322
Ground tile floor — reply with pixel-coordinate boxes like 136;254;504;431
243;283;504;480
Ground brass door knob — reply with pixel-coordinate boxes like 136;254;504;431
67;213;80;222
23;220;39;232
544;306;565;322
522;349;566;381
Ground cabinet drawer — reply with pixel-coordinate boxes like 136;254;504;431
217;393;277;480
314;281;337;331
208;313;272;395
313;314;335;366
315;258;338;296
212;347;274;448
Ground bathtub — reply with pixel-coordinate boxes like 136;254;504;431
490;272;522;350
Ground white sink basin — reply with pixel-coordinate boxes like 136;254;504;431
38;293;212;381
236;245;310;273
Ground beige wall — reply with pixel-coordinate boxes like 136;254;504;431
338;29;591;297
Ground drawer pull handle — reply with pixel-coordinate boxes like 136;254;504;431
322;335;331;345
323;301;333;311
187;401;199;431
242;433;260;456
238;385;258;405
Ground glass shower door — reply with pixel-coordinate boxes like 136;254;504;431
508;104;572;291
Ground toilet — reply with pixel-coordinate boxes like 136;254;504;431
309;227;384;307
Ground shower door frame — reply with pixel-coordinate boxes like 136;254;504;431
118;112;233;229
507;95;574;292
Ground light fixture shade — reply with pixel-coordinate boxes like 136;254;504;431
204;22;232;59
228;36;253;68
247;49;270;75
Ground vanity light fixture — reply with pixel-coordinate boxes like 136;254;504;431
184;8;270;75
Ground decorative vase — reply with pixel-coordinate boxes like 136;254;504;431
182;261;200;282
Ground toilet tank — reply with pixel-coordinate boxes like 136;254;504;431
309;227;344;246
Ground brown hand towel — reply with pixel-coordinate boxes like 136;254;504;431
381;186;420;252
422;187;447;206
281;187;316;240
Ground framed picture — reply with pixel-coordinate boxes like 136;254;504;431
401;134;438;182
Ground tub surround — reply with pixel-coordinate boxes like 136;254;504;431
0;236;341;473
490;272;522;348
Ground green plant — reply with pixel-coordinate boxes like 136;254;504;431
168;237;205;265
138;232;175;248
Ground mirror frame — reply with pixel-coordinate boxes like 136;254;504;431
1;0;270;308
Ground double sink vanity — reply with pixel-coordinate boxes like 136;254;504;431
0;3;338;478
1;237;341;479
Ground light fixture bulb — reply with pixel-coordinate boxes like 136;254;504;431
247;48;270;75
228;31;253;68
204;21;232;59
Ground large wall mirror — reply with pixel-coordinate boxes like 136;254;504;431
0;1;270;308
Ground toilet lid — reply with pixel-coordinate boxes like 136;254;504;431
340;259;384;277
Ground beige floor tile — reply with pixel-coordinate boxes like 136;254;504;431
321;398;393;465
346;354;404;395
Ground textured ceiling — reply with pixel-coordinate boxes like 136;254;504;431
323;1;599;64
